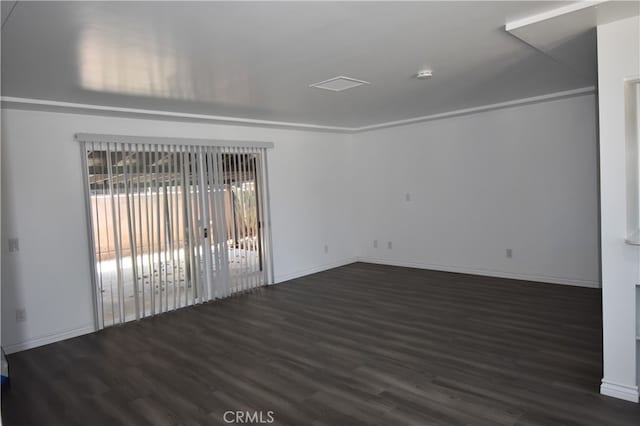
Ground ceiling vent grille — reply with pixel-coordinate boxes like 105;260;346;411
309;76;370;92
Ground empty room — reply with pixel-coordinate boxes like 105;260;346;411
1;1;640;425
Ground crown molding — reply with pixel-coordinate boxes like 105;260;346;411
351;86;596;132
1;86;596;134
0;96;353;133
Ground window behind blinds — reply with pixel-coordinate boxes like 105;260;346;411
80;137;273;328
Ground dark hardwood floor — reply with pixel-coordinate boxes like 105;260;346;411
2;262;639;425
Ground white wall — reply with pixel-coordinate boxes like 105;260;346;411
352;94;600;288
1;92;601;354
0;109;356;352
597;16;640;403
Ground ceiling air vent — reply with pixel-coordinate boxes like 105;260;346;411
309;76;370;92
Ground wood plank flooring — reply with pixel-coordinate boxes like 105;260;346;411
2;262;640;425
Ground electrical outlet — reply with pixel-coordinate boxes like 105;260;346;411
405;193;411;202
16;308;26;323
387;241;393;250
324;244;329;254
8;238;19;252
506;248;513;258
373;240;378;248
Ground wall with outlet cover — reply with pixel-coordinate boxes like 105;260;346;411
351;94;600;288
1;108;356;353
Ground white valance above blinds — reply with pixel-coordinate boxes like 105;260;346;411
75;133;275;149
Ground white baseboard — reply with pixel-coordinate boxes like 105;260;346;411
274;257;358;283
357;257;601;288
4;324;96;354
600;380;639;403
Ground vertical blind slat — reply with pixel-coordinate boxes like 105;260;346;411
239;147;245;292
227;148;238;293
242;146;250;292
250;149;258;290
173;144;180;310
213;146;228;298
123;143;139;321
93;142;106;326
135;144;145;318
255;149;263;287
238;147;245;293
168;144;176;311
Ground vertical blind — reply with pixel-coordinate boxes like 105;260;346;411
79;135;274;329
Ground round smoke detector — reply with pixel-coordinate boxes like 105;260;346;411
416;69;433;79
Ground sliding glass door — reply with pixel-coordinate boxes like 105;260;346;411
81;140;273;328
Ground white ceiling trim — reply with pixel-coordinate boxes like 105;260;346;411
0;96;353;132
351;86;596;132
1;86;596;134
